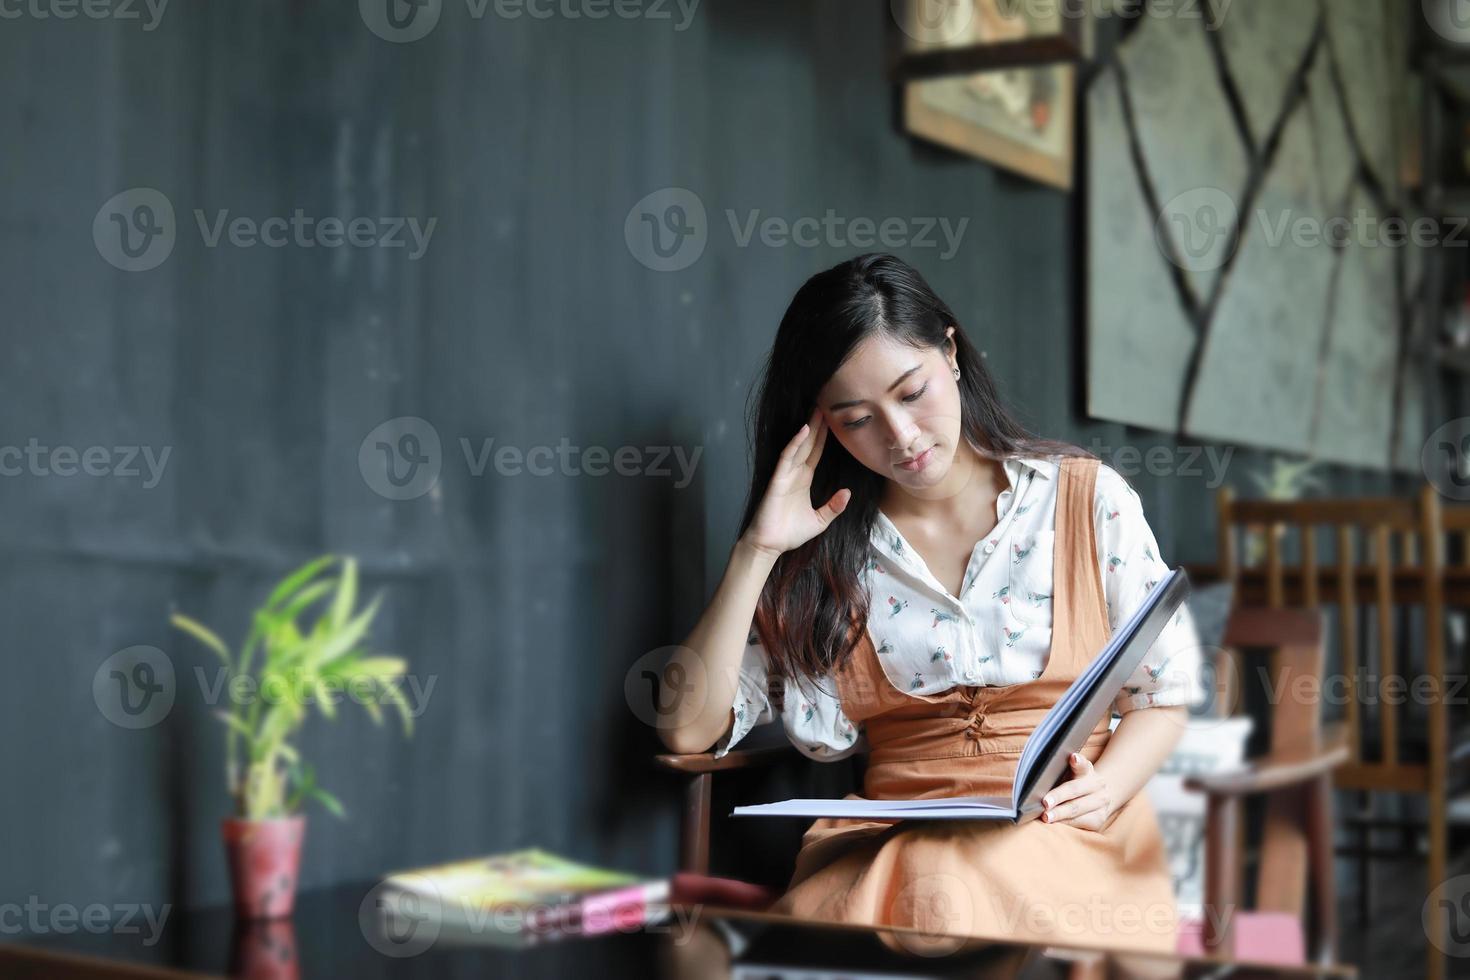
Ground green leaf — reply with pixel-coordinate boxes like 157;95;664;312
170;614;232;664
310;786;346;819
263;555;336;613
302;594;383;668
330;557;358;631
273;579;338;630
378;679;415;736
215;710;257;745
313;678;338;720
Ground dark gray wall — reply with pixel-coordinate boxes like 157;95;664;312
0;0;1416;913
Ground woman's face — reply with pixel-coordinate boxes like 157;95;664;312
817;329;968;494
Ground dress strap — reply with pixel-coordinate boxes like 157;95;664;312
1041;455;1111;681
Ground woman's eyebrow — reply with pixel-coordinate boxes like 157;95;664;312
828;366;922;411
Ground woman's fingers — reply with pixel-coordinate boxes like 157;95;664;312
1041;779;1092;811
804;413;829;469
816;488;850;526
1047;792;1109;827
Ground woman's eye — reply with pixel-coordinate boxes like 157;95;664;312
843;384;927;429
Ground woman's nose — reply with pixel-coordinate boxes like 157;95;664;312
887;415;920;450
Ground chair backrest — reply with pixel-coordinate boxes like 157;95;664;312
1214;483;1454;792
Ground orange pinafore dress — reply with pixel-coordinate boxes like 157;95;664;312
767;456;1178;954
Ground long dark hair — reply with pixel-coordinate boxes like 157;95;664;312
738;253;1100;691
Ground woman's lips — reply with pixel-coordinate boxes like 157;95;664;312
897;446;936;471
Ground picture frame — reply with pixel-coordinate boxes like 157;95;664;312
894;0;1088;191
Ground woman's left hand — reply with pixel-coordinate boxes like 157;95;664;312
1041;752;1113;831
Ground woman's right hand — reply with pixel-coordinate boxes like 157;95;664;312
741;408;851;559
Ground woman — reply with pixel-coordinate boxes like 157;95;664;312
659;253;1202;954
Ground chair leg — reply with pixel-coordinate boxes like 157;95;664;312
1307;774;1337;966
1204;792;1241;956
1356;791;1371;926
681;772;712;875
1428;788;1448;980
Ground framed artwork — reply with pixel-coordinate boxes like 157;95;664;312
895;0;1087;190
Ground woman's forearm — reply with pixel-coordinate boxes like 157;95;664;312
1092;705;1187;809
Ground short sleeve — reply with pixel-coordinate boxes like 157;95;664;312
711;629;776;758
1094;465;1206;715
711;622;866;762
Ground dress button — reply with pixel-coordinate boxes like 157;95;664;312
982;542;995;554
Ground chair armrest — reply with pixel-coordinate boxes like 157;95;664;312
1184;723;1348;797
654;745;799;775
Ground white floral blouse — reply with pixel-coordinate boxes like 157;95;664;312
713;456;1205;761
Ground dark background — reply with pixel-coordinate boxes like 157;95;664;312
0;0;1415;913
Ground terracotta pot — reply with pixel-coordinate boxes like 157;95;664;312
222;816;305;919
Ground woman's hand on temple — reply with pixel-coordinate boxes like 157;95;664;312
1040;752;1113;831
742;407;851;559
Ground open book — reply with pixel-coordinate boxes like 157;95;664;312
730;566;1192;825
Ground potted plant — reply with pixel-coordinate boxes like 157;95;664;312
172;555;413;919
1243;455;1327;567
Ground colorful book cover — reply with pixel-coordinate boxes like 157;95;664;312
380;847;668;939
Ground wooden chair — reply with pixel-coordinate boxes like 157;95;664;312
1208;483;1469;979
655;606;1347;967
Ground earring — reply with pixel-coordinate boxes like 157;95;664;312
951;366;961;379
